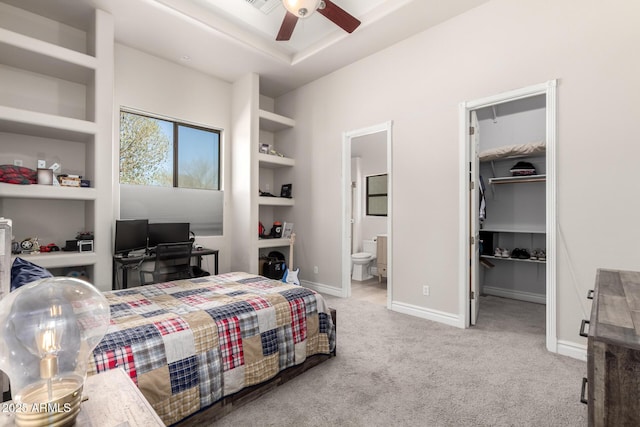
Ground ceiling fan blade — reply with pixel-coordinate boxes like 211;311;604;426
276;11;298;41
317;0;361;33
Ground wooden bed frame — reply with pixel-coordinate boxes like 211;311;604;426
175;308;336;426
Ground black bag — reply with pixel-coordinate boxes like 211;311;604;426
261;256;286;280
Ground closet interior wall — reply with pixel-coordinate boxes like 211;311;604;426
478;95;547;304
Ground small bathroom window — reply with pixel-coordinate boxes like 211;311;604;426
366;174;388;216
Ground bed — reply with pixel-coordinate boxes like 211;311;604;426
86;272;336;425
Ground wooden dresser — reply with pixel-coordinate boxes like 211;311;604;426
376;235;387;282
582;269;640;426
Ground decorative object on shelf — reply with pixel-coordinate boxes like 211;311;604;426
0;276;110;426
40;243;60;253
76;231;94;241
77;240;93;252
270;221;283;238
20;237;36;253
0;165;37;185
282;222;294;239
280;183;292;198
58;175;81;187
37;168;54;185
259;143;270;154
269;148;285;157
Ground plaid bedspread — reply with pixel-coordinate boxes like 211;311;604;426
87;272;336;425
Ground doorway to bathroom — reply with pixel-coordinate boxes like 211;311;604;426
342;121;393;308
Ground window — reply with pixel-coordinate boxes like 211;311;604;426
119;110;220;190
119;110;223;236
366;174;388;216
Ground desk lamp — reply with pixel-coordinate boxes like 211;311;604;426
0;277;109;426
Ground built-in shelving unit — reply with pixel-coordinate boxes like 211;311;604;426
230;74;296;272
0;3;113;289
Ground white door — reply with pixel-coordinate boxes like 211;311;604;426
470;110;481;325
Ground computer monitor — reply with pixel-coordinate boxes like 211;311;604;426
114;219;148;257
148;222;191;248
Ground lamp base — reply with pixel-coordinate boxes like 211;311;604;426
14;377;83;427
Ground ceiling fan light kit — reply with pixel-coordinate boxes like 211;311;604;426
277;0;360;41
284;0;322;18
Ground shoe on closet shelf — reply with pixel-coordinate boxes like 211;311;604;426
494;247;502;258
530;249;539;260
519;249;530;259
538;249;546;261
511;248;521;258
501;248;510;258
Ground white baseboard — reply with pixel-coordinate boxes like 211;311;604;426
300;280;343;297
483;286;546;305
391;301;464;329
556;339;587;361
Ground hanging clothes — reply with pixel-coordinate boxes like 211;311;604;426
479;175;486;222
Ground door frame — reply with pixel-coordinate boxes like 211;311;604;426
341;121;393;309
458;80;558;352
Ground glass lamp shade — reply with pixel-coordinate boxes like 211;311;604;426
0;277;110;426
283;0;322;18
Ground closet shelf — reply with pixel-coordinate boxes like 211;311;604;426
481;255;546;264
489;174;546;185
481;227;545;234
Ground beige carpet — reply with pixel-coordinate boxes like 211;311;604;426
212;294;587;426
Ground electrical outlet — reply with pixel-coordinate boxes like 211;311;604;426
313;266;319;274
13;159;23;166
37;159;46;168
423;285;430;296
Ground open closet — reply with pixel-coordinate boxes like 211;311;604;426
476;95;547;308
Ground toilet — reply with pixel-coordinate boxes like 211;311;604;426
351;239;377;281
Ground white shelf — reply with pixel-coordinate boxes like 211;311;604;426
489;174;546;185
481;227;545;234
0;28;96;84
0;105;97;141
0;182;97;200
258;109;295;132
258;153;295;168
258;196;294;206
12;251;97;269
481;255;546;264
257;238;291;249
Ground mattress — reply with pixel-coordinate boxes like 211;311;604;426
87;272;336;425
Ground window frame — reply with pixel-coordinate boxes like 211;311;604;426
119;108;221;190
365;173;388;217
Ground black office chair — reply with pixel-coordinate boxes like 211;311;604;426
139;241;194;285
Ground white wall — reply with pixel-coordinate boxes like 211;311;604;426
114;44;233;275
277;0;640;348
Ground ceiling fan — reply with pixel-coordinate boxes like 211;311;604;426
277;0;361;41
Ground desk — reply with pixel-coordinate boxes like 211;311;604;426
112;248;219;290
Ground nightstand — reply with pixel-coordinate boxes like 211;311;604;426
1;368;163;426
